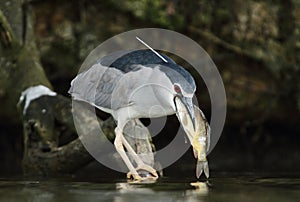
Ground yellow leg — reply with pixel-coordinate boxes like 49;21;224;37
121;135;158;179
114;127;141;181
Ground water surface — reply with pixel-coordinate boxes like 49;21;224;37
0;175;299;202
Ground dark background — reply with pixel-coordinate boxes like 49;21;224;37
0;0;299;178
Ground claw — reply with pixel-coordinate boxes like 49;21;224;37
136;164;158;178
127;172;142;181
196;161;209;179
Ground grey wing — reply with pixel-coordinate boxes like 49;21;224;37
97;50;132;67
69;63;123;110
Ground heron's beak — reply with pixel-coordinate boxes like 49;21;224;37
178;96;196;131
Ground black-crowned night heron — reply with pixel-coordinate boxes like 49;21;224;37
69;49;201;180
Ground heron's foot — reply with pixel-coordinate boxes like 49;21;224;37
127;172;157;182
126;172;142;181
137;164;158;178
127;164;158;181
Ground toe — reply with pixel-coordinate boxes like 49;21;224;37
127;172;142;181
136;164;158;178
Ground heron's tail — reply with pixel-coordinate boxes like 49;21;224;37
196;160;209;179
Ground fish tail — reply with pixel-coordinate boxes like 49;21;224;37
204;161;209;178
196;160;209;179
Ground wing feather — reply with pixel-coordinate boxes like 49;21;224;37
69;63;123;110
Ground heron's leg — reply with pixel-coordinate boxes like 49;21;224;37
114;127;141;180
121;135;158;179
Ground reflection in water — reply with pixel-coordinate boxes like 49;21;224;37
189;181;209;195
116;182;155;194
115;181;209;202
184;181;209;202
0;177;299;202
115;182;166;202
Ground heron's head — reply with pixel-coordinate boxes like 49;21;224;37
173;83;196;130
153;58;196;129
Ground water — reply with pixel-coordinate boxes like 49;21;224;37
0;176;299;202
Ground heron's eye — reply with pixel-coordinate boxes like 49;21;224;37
174;84;181;94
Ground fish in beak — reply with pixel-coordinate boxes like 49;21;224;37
178;96;196;131
175;97;210;179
